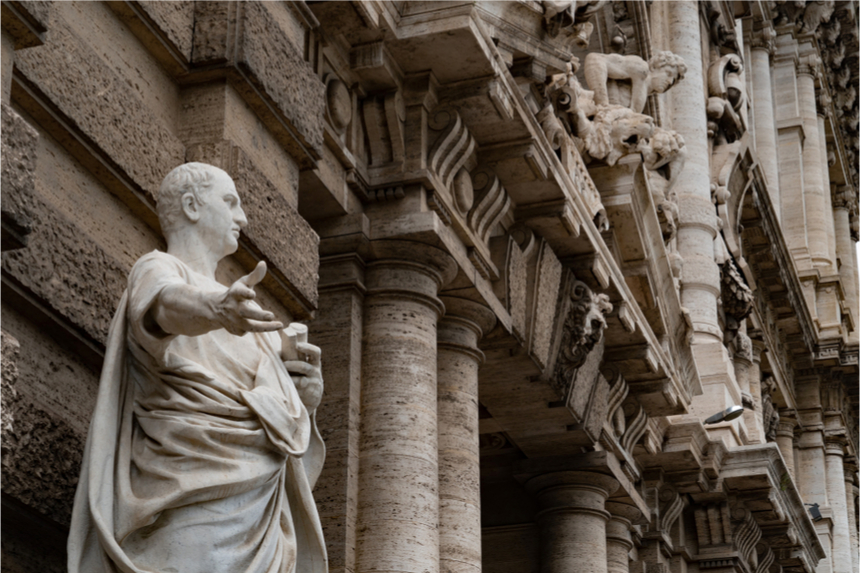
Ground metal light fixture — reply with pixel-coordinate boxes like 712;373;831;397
805;503;823;521
703;405;745;425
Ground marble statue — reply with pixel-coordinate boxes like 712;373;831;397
67;163;328;573
583;51;687;114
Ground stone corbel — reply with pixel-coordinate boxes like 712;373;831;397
720;256;754;344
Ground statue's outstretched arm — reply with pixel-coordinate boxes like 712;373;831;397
150;261;284;337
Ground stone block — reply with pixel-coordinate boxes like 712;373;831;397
136;0;194;61
1;103;38;249
14;18;185;200
1;0;50;49
191;2;325;167
1;191;127;345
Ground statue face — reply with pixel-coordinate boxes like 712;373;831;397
193;171;247;259
650;66;679;94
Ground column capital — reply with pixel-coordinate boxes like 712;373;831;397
523;470;619;519
795;54;822;78
832;185;857;211
437;296;496;362
747;24;776;54
364;239;458;317
824;435;847;455
776;415;798;438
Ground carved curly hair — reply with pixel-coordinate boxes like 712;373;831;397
648;51;687;81
156;162;223;235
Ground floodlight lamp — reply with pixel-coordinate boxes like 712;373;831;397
703;405;744;425
805;503;823;521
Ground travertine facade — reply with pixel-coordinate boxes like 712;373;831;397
1;2;858;573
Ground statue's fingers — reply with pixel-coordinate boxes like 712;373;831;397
242;319;284;332
240;261;268;288
284;361;318;378
238;305;276;322
296;342;321;366
228;282;257;301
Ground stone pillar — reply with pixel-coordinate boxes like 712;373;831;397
833;188;858;343
796;56;831;269
437;297;495;573
605;502;639;573
825;437;852;573
525;471;619;573
817;114;837;273
355;241;456;573
746;340;767;444
843;460;858;573
748;24;780;210
666;0;721;342
775;413;798;480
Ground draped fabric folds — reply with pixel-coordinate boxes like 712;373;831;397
68;251;327;573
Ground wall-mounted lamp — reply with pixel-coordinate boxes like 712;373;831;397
805;503;823;521
703;405;744;425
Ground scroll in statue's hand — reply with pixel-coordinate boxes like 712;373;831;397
214;261;284;335
281;323;324;410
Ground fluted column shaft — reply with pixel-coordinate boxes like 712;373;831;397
356;243;455;573
826;438;852;573
667;0;721;342
749;36;780;210
797;66;831;269
526;472;619;573
437;298;495;573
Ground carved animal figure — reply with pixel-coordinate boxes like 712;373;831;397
583;51;687;114
580;105;655;166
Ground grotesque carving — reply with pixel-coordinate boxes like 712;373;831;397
68;163;327;573
583;51;687;114
762;375;780;442
554;280;613;387
720;257;753;344
640;127;686;242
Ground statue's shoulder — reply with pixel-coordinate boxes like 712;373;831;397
129;251;189;286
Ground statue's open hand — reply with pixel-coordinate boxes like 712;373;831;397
215;261;284;335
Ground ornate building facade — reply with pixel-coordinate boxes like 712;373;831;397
1;1;858;572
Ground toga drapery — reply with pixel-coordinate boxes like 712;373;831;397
68;251;327;573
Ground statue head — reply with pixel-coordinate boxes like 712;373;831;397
157;162;247;259
648;51;687;94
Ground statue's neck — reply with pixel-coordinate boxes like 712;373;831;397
165;229;221;280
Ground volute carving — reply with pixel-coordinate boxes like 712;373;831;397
707;54;745;144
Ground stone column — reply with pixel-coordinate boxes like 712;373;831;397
356;241;456;573
666;0;721;342
746;340;767;444
437;297;495;573
843;460;858;573
605;502;639;573
796;55;831;269
833;187;858;343
796;421;832;573
817;113;837;273
525;471;619;573
775;413;798;480
825;437;852;573
747;24;780;210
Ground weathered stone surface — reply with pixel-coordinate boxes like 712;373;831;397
14;18;185;199
137;0;194;61
1;191;127;345
238;2;324;160
1;103;38;249
1;331;84;527
1;0;51;49
529;241;562;371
